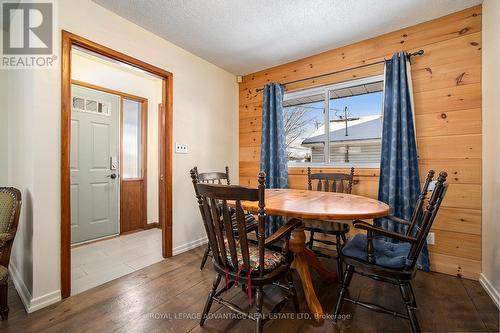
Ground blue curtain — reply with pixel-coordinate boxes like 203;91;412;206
377;52;429;270
260;83;288;236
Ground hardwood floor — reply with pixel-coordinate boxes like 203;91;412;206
1;246;498;333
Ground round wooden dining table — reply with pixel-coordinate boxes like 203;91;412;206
240;188;389;318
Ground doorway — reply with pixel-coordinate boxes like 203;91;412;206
61;31;173;298
70;84;121;243
71;81;154;242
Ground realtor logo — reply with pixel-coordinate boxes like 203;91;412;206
1;1;56;68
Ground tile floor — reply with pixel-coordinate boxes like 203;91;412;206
71;228;163;295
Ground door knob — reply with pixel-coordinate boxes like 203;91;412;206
107;173;117;179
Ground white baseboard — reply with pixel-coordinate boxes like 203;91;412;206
9;262;32;312
172;236;208;256
9;263;61;313
28;290;61;313
479;273;500;309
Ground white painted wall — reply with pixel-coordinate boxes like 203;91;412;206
72;49;162;225
6;69;37;308
481;0;500;308
0;70;7;184
6;0;238;312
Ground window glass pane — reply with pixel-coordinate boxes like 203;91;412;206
284;77;384;167
283;93;325;164
122;99;142;179
328;81;384;167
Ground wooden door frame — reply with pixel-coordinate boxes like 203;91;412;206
61;30;173;298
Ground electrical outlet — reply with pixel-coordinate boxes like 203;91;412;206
175;143;188;154
427;232;435;245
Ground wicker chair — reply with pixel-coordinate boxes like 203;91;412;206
0;187;22;321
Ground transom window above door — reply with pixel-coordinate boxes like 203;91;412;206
72;96;110;116
283;75;384;168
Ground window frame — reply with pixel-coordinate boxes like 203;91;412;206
283;74;385;168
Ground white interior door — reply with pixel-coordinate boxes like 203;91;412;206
70;85;120;244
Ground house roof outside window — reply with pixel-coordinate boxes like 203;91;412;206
302;115;382;145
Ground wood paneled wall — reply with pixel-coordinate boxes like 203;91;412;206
239;6;482;280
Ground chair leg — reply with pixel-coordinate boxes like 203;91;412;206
335;234;343;278
286;270;300;313
399;283;421;333
308;231;315;249
408;282;417;308
333;264;354;323
200;244;211;270
0;281;8;321
255;286;264;333
200;274;221;326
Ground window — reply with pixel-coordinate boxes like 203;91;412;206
122;99;143;179
283;75;384;167
72;96;110;116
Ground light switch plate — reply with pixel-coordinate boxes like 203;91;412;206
175;143;188;154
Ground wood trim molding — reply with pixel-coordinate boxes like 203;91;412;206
60;31;71;300
61;30;173;298
144;222;160;230
162;77;173;257
141;100;148;230
65;31;172;78
72;80;148;102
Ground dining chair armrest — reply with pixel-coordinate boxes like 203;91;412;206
0;228;17;267
353;220;417;243
385;215;411;226
353;221;417;264
0;233;12;242
265;218;302;247
0;229;16;244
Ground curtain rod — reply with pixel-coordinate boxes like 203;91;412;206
255;50;424;92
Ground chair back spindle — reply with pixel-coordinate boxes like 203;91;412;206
257;172;266;278
307;167;355;194
406;170;435;236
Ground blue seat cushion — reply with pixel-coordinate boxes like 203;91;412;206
342;234;412;269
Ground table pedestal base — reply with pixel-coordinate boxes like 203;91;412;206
289;221;338;318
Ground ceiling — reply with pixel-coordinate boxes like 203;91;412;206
93;0;482;75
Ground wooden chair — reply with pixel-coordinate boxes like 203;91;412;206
193;166;258;270
304;167;355;278
192;171;301;333
333;170;448;333
0;187;22;321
